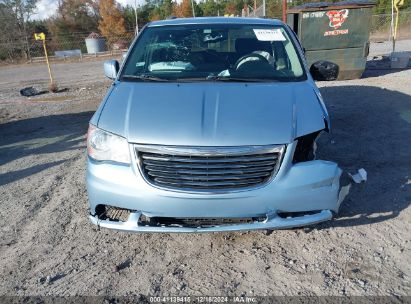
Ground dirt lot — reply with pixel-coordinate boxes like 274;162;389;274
0;53;410;297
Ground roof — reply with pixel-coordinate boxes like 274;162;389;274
287;0;375;13
148;17;284;27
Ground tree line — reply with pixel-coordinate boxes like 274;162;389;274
0;0;409;61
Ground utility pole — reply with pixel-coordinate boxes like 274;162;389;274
263;0;266;17
191;0;196;17
389;0;394;42
134;0;139;35
282;0;287;22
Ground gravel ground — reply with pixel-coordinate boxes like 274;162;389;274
0;51;410;297
369;39;411;57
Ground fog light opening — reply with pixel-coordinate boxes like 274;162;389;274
95;204;133;222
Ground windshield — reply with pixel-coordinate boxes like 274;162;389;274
121;23;306;82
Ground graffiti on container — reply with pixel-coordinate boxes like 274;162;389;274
326;9;349;29
324;29;349;36
302;12;326;18
324;9;349;36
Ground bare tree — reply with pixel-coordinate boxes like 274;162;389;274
0;0;38;60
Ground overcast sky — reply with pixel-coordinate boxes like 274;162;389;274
32;0;146;20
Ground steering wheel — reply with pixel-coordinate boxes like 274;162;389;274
234;53;269;70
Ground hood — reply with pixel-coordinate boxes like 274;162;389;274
97;81;326;146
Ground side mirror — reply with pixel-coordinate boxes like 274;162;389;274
310;61;339;81
104;60;119;80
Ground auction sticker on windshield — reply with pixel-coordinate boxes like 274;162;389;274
253;29;286;41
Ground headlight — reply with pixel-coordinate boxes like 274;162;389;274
87;124;130;164
293;131;320;163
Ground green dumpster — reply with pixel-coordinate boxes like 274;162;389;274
287;1;375;80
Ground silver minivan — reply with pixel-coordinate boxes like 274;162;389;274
86;17;342;233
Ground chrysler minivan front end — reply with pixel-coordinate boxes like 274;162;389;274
86;17;342;233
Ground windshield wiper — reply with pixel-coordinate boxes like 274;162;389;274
121;75;170;82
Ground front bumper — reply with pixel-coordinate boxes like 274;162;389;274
86;141;342;233
89;210;333;233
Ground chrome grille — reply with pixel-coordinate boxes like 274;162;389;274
135;145;284;192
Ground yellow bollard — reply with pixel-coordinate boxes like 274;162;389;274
394;0;404;40
34;32;56;91
392;0;404;52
